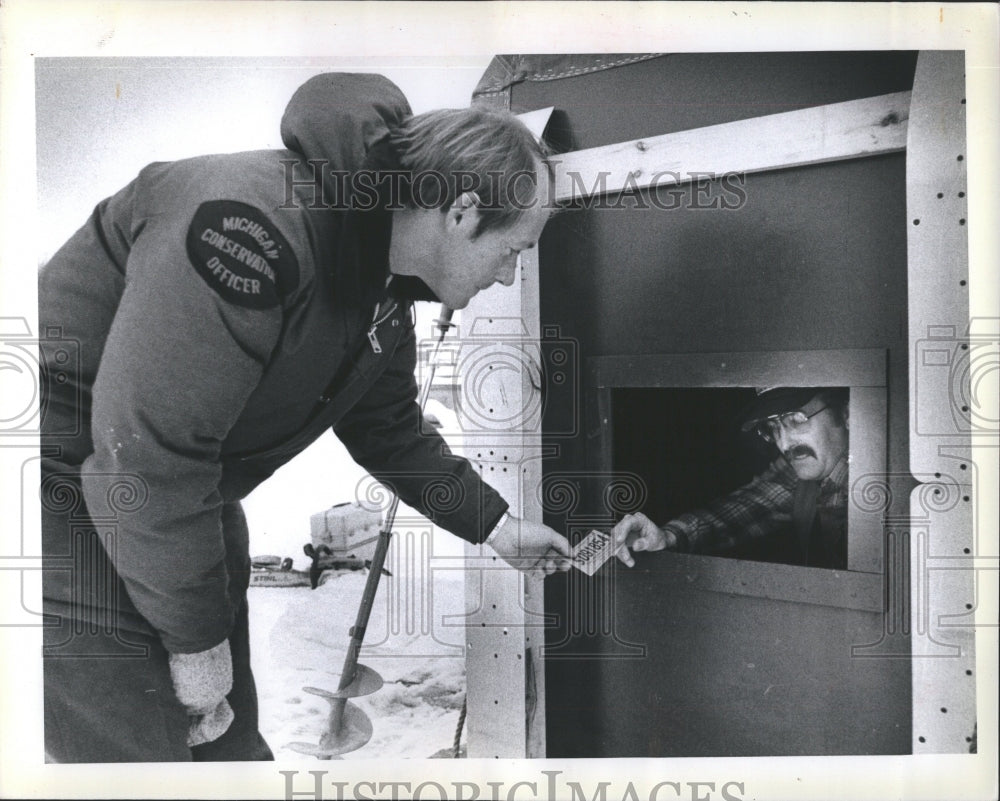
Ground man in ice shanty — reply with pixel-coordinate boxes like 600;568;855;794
614;387;850;571
38;73;572;762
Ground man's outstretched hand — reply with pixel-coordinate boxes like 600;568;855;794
612;512;674;567
487;515;573;577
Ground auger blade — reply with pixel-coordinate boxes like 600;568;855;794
302;664;384;700
288;700;373;758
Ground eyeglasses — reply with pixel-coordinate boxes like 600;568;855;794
754;405;829;442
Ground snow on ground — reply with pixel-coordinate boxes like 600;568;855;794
243;356;472;760
249;564;467;760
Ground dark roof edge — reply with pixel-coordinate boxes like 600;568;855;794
472;54;668;101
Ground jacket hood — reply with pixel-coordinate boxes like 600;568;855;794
281;73;438;309
281;72;412;174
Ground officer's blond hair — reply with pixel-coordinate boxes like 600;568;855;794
389;106;551;235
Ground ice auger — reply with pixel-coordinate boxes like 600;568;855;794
288;307;454;758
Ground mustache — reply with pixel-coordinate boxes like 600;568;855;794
784;445;817;460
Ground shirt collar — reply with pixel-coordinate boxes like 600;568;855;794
824;455;850;489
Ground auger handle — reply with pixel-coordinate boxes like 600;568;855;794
320;304;455;747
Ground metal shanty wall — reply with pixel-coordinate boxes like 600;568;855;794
905;51;978;754
457;95;551;757
459;51;977;759
456;269;551;758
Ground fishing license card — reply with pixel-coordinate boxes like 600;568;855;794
572;529;621;575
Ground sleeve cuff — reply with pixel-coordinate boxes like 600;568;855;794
663;524;691;553
483;510;510;546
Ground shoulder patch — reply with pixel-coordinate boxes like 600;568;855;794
185;200;299;309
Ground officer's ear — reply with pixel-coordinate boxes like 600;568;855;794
446;191;481;238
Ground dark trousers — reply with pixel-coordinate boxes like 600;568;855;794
43;594;273;762
42;490;273;763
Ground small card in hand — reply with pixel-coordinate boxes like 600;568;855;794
572;529;619;576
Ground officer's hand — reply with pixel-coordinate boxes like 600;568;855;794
168;638;235;746
613;512;674;568
187;699;235;747
488;516;573;577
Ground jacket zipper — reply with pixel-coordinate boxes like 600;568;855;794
237;302;406;462
315;299;400;408
366;300;398;354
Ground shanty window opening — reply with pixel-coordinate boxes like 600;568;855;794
611;386;851;571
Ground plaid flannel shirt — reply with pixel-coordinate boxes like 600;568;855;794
665;456;849;555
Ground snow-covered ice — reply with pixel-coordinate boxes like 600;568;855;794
249;565;467;760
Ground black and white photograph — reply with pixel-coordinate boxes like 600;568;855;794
0;3;997;800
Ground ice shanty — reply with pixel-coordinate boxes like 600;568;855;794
454;52;976;759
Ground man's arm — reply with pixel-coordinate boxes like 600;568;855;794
614;459;797;565
79;212;285;654
334;325;571;573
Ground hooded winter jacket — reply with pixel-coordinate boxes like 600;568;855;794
39;73;508;655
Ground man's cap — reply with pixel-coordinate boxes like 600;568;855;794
738;387;825;432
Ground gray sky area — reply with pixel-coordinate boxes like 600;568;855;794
36;57;489;265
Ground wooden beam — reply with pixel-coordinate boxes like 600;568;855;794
551;91;911;202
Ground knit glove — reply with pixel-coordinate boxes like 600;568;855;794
168;639;234;746
186;698;235;747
